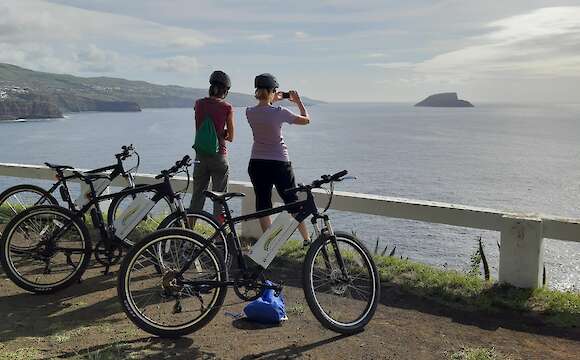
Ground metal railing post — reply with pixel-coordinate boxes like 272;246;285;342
240;189;262;240
499;215;544;288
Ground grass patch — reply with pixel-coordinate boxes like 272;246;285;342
277;240;580;328
286;301;306;316
0;203;19;224
0;344;43;360
49;326;92;344
72;343;131;360
450;347;506;360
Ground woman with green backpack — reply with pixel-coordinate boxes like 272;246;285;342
190;71;234;220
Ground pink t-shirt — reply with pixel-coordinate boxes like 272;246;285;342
246;105;297;162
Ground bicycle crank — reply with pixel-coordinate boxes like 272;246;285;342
94;240;123;266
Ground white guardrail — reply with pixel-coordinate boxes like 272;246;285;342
1;162;580;289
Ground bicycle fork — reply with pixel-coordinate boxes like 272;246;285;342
311;215;350;280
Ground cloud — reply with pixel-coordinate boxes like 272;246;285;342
0;0;215;49
74;45;120;72
370;6;580;83
366;62;414;70
0;0;214;77
246;34;274;42
151;56;200;74
294;31;309;39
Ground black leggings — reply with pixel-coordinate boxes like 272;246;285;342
248;159;298;211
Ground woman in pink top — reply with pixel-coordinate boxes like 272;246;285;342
246;73;311;243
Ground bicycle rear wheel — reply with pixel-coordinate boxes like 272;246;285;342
118;228;227;338
303;231;380;334
0;205;91;294
0;185;58;226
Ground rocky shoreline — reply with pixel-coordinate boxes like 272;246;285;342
0;87;141;120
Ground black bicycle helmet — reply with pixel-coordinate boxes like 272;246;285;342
209;70;231;88
254;73;279;89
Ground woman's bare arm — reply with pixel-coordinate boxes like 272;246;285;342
290;90;310;125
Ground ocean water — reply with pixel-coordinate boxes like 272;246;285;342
1;103;579;290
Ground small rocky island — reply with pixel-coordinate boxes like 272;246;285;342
415;92;474;108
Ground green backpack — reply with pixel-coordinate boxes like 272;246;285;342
193;115;219;155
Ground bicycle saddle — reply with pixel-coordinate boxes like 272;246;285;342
44;162;74;170
204;191;245;202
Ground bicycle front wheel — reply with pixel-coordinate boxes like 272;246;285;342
303;231;380;334
107;185;173;247
0;205;91;294
157;210;231;269
118;228;227;338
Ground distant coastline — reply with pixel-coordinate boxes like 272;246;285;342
0;63;322;121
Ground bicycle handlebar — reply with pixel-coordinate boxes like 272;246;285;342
285;170;349;195
154;155;192;179
116;144;135;161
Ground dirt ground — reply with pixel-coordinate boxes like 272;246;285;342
0;259;579;360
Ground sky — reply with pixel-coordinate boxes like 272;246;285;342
0;0;579;103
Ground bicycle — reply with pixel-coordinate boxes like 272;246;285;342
0;155;209;294
0;144;140;230
118;170;380;337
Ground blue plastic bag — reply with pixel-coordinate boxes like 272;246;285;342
243;281;287;324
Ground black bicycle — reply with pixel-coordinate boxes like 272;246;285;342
0;155;204;294
0;145;139;229
118;170;380;337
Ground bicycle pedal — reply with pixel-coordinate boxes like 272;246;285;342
271;282;283;296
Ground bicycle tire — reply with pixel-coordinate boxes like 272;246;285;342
303;231;380;334
107;184;172;247
157;210;231;269
118;228;227;337
0;184;58;225
0;205;92;294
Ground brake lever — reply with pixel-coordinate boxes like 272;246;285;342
341;176;357;181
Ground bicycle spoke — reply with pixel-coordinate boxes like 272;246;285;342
122;233;225;332
306;236;377;328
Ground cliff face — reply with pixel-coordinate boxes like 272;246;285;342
0;90;62;120
415;93;474;107
51;93;141;112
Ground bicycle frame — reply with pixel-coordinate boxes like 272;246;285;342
36;160;134;212
175;188;344;288
45;171;181;249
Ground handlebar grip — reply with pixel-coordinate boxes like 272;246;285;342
331;170;348;181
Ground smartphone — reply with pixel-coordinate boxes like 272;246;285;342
282;92;290;99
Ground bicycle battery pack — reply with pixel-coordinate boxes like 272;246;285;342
248;212;299;268
113;193;155;240
74;178;111;208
